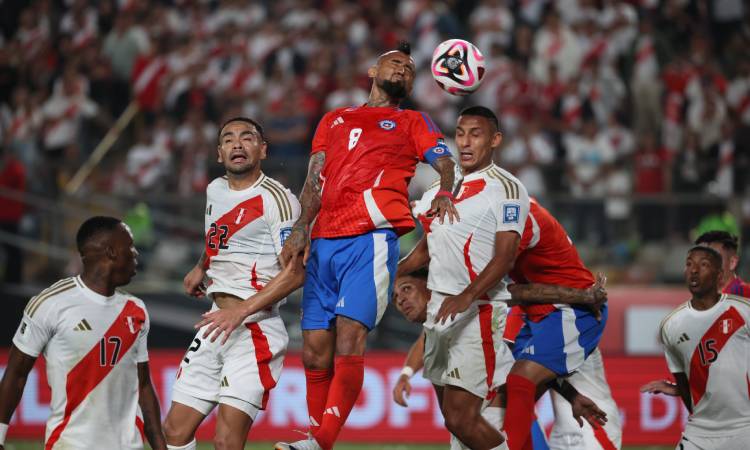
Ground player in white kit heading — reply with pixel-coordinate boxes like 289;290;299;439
162;117;300;450
659;245;750;450
0;216;166;450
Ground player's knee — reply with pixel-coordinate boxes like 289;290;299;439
302;345;330;369
163;418;193;446
213;428;244;450
442;404;473;438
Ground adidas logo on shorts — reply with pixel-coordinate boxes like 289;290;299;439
447;368;461;379
221;376;230;387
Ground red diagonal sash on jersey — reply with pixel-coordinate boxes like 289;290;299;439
417;179;486;233
204;195;264;268
688;306;746;406
45;300;146;449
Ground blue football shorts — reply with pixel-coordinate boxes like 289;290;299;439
301;229;399;331
512;304;608;376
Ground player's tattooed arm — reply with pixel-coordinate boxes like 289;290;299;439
281;152;326;266
397;235;430;277
0;346;37;427
507;273;607;319
137;363;167;450
429;156;460;224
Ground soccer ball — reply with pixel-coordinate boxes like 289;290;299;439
431;39;485;96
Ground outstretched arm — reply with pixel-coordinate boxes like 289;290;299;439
280;153;326;267
196;254;306;343
137;362;166;450
428;156;459;224
0;345;38;448
508;273;608;319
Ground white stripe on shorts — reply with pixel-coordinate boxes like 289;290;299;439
561;306;585;373
372;232;390;326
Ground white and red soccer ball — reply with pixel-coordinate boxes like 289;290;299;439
431;39;485;96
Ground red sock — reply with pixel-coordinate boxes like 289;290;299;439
313;355;364;450
305;367;333;432
504;374;537;450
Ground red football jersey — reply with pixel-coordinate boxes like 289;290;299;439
504;199;595;339
310;105;448;239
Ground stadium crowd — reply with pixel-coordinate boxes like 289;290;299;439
0;0;749;278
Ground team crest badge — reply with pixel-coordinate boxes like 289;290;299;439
503;204;520;224
379;120;396;130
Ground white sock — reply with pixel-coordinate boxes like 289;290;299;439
167;439;197;450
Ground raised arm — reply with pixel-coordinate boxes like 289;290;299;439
0;345;38;449
428;156;459;224
280;152;326;266
137;362;166;450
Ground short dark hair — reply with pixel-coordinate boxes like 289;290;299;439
76;216;122;253
695;230;739;253
404;267;428;280
688;245;723;269
218;117;265;143
459;106;499;131
396;40;411;55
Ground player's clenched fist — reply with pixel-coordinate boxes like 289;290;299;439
183;264;206;297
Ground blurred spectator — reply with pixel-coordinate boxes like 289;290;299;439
41;65;100;195
564;119;615;243
531;8;582;84
266;91;311;158
125;125;171;194
469;0;514;53
629;16;665;135
687;78;727;151
634;132;671;242
0;145;26;284
1;86;43;170
500;120;555;197
325;72;368;110
102;11;150;82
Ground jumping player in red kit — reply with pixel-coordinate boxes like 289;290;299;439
275;42;458;450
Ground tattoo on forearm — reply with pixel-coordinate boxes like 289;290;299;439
431;157;455;193
509;283;590;304
294;152;326;231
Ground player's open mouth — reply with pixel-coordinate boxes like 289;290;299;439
460;151;474;161
231;154;248;163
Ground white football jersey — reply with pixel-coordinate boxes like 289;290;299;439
203;173;300;322
12;276;150;450
660;294;750;437
413;164;530;306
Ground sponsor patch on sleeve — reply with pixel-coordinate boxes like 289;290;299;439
503;204;520;224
